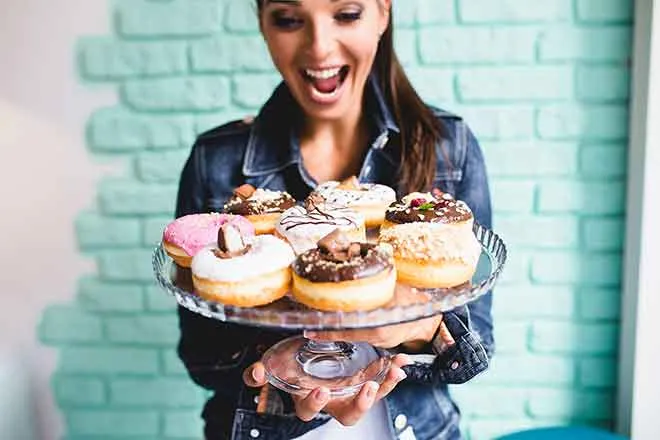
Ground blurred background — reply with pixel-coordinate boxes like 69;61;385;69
1;0;657;439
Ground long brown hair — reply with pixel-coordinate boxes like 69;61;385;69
256;0;443;193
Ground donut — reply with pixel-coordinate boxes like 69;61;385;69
311;176;396;228
223;184;296;234
162;213;255;268
378;191;481;288
291;229;396;311
191;224;295;307
275;195;366;255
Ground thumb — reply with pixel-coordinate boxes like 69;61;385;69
243;362;267;387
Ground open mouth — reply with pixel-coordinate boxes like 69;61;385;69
301;65;350;96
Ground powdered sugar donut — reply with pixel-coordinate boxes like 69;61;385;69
191;226;295;307
162;213;255;268
312;177;396;228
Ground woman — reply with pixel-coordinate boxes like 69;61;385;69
175;0;494;438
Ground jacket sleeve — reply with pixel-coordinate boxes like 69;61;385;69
403;123;495;385
174;141;265;395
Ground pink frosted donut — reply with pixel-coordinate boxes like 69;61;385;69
162;213;255;267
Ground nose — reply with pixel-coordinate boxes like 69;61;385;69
305;18;335;60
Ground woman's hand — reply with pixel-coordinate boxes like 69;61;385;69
306;315;453;350
243;354;411;426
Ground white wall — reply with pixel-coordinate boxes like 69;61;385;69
0;1;115;438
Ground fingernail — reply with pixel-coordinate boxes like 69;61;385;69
252;368;261;382
366;382;378;399
395;369;407;382
315;388;329;401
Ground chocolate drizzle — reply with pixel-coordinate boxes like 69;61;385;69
293;230;393;282
385;191;473;225
279;198;360;231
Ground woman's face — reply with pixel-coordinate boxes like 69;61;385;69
259;0;390;123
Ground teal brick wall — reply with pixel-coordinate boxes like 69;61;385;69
39;0;632;438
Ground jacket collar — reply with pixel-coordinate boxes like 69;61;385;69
243;73;399;177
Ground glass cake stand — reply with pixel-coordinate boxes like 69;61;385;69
152;223;507;397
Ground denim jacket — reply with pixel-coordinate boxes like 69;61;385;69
175;75;494;440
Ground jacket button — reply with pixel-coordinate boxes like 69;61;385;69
250;428;260;438
450;361;460;370
394;414;407;430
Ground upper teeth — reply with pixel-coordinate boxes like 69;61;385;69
305;67;341;79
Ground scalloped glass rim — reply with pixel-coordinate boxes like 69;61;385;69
152;223;507;330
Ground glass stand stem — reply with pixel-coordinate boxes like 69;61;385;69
296;338;360;379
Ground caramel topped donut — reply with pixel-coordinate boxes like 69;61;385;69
291;229;396;311
384;191;473;227
223;184;296;234
293;237;393;283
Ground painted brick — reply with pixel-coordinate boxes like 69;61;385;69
582;218;625;251
420;27;536;65
195;110;251;134
490;180;536;213
162;350;188;376
67;410;158;436
89;108;194;151
458;105;535;140
458;0;572;23
478;354;576;385
77;277;144;312
457;66;573;102
110;378;203;407
232;73;283;109
136;150;189;183
39;305;103;344
530;322;619;355
531;252;622;286
451;386;527;417
577;0;633;23
122;77;231;111
417;0;455;24
580;357;618;388
392;0;417;27
145;285;177;312
58;347;159;374
99;180;177;215
224;0;259;33
143;216;173;246
116;0;222;37
494;215;578;249
76;212;141;249
539;27;631;62
191;36;274;73
484;141;578;178
98;249;154;282
394;29;417;67
580;144;627;178
406;68;454;105
105;315;179;346
497;250;532;285
53;377;106;406
527;389;615;420
577;65;630;102
79;39;187;79
164;410;205;438
492;285;576;319
578;288;621;320
537;181;625;215
492;321;529;353
467;419;558;440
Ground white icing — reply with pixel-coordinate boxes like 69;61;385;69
276;205;365;254
314;181;396;208
191;235;295;281
248;188;283;202
401;192;435;205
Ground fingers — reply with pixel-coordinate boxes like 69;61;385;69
293;387;330;422
375;354;410;400
438;322;455;346
334;381;379;426
242;362;267;388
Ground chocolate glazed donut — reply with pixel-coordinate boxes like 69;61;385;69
223;184;296;234
291;230;397;312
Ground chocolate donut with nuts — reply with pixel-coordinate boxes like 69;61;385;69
223;184;296;235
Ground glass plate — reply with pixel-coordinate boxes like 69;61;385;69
152;223;507;330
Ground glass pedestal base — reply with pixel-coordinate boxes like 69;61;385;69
262;335;391;397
